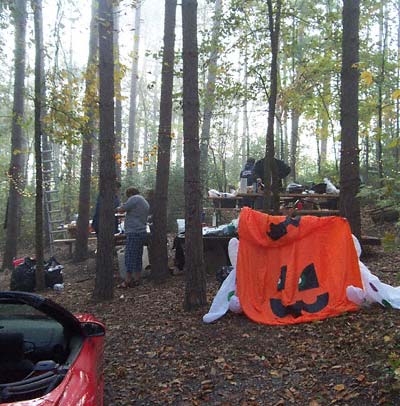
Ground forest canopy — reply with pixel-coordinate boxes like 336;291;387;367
0;0;399;250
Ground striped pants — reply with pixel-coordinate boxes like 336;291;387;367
125;232;147;274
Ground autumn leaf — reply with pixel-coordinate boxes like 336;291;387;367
360;70;374;85
392;89;400;99
334;384;345;392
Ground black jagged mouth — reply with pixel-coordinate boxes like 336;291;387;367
270;292;329;318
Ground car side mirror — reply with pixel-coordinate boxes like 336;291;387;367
81;322;105;337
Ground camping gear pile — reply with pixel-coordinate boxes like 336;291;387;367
10;257;64;292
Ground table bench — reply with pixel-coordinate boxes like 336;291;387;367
53;234;127;256
53;237;98;256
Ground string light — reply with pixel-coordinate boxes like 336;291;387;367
5;170;34;197
119;142;161;167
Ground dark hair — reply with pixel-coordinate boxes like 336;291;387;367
126;187;139;197
247;157;255;164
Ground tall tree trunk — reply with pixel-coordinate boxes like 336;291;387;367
376;2;387;180
182;0;206;311
290;109;299;182
127;2;142;178
233;106;239;175
114;2;122;183
2;0;27;270
395;2;400;172
74;0;98;262
32;0;45;290
138;79;149;166
241;42;249;164
199;0;222;197
175;114;183;167
340;0;361;238
93;0;116;301
320;78;330;165
263;0;282;214
151;0;177;283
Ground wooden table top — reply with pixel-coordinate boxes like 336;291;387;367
236;192;339;199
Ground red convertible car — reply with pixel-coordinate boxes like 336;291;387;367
0;291;105;405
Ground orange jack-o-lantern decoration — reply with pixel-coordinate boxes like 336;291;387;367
236;208;362;325
270;263;329;318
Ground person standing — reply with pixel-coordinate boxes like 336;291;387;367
253;157;291;189
117;187;149;287
240;157;256;186
252;157;291;210
240;157;256;207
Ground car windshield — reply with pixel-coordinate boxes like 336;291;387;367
0;303;52;320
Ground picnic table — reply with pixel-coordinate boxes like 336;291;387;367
207;192;340;226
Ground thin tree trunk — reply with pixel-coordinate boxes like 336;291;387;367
182;0;206;311
93;0;116;301
75;0;98;262
396;2;400;171
151;0;177;283
376;1;387;180
199;0;222;196
263;0;282;213
290;109;299;182
320;79;330;164
114;2;122;183
241;42;249;164
127;2;142;178
32;0;45;290
3;0;27;270
175;115;183;167
340;0;361;238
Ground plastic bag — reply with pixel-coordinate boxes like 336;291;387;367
324;178;339;194
44;257;64;288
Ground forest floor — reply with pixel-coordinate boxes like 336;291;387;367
1;215;400;406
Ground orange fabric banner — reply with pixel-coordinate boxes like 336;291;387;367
237;208;362;325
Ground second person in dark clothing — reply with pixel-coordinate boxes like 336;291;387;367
240;157;256;186
253;157;291;189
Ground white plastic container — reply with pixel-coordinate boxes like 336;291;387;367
176;219;185;234
239;178;247;193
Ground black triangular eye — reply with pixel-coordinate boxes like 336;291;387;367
298;263;319;291
277;266;287;291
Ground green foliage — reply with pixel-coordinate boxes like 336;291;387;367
45;68;93;146
388;351;400;387
167;166;185;231
358;177;400;210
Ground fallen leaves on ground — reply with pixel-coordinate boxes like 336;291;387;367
1;225;399;405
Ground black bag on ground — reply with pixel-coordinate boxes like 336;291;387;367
44;257;64;288
311;182;327;194
10;257;36;292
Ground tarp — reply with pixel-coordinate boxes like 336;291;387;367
236;208;362;325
